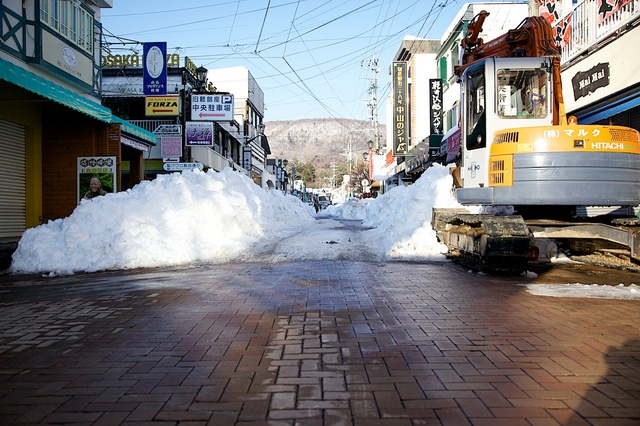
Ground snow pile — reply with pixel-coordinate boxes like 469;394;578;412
521;283;640;300
10;169;315;274
359;164;462;260
8;164;640;300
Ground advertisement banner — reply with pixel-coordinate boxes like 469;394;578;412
143;42;167;95
77;156;117;202
185;121;214;146
392;62;409;156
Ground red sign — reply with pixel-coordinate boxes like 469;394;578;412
445;127;462;164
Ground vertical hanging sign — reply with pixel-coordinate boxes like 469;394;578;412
429;79;443;135
392;62;408;156
143;42;167;95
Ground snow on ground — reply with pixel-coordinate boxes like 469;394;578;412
7;164;640;300
520;283;640;300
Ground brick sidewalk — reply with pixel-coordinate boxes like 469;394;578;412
0;261;638;425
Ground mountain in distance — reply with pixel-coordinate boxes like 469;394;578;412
265;118;386;169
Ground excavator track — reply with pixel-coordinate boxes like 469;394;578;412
432;208;530;274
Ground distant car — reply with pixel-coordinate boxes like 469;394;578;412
317;195;330;210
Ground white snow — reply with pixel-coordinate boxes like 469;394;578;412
520;283;640;300
8;164;640;300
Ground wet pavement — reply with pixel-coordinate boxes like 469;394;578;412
0;260;638;425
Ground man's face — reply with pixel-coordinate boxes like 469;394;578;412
90;180;100;191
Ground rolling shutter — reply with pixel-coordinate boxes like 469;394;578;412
0;119;26;238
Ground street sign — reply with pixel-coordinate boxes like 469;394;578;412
163;162;204;172
154;124;182;135
190;93;234;121
146;95;179;116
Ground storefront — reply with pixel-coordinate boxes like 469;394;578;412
0;58;156;249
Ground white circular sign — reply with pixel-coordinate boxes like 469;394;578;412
146;46;164;78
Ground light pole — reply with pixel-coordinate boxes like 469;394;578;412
283;159;295;196
282;159;288;193
242;123;265;181
182;64;208;163
195;65;208;90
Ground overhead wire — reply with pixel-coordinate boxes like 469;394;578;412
101;0;457;121
254;0;272;53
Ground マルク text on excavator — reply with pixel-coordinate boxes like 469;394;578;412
428;10;640;274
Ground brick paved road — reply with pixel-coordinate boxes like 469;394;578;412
0;261;638;425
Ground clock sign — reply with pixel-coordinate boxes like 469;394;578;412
143;42;167;95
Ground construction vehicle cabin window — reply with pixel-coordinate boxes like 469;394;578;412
496;69;548;119
466;64;486;150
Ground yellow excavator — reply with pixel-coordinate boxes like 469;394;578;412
431;11;640;273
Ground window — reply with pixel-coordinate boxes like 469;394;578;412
439;57;447;81
496;69;548;118
40;0;94;54
466;64;486;150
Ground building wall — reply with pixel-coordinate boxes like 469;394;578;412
41;105;120;221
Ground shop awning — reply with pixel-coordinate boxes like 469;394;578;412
576;89;640;124
370;180;382;189
0;57;156;145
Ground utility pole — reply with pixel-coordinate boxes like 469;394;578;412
364;56;381;152
330;161;337;188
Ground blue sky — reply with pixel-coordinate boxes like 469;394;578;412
101;0;517;123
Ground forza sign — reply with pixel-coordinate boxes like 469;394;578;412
145;95;179;116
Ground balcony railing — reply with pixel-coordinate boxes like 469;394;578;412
555;0;639;64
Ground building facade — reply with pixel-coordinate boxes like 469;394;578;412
207;66;272;188
0;0;157;267
101;60;275;188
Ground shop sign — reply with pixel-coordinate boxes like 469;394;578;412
392;62;408;156
154;124;182;135
143;42;167;95
185;121;214;146
429;79;443;135
161;137;182;158
145;95;179;116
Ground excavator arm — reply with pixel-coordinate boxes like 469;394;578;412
455;11;565;125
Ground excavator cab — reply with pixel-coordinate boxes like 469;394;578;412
458;57;555;199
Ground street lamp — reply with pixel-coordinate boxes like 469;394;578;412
242;123;266;179
180;65;208;163
282;159;289;193
282;159;296;196
195;65;208;90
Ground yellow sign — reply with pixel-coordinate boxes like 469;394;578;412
145;95;179;116
102;53;180;68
